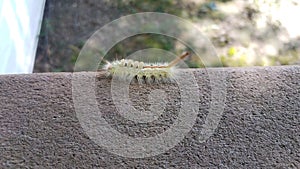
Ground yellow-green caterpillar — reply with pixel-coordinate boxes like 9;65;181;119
104;52;190;84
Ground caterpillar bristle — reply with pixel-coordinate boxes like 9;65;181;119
103;52;189;84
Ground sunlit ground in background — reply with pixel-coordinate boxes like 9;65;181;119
34;0;300;72
185;0;300;67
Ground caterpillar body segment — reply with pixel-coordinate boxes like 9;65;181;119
104;52;189;84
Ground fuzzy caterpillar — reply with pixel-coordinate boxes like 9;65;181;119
103;52;190;84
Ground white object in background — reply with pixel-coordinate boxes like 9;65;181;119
0;0;46;74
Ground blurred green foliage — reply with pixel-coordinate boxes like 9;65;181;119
102;0;228;68
67;0;300;70
107;34;177;60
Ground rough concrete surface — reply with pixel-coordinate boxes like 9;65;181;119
0;66;299;168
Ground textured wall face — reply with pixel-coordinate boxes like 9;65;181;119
0;66;299;168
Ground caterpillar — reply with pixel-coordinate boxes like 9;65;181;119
103;52;190;84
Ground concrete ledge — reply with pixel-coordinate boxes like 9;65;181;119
0;66;299;168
